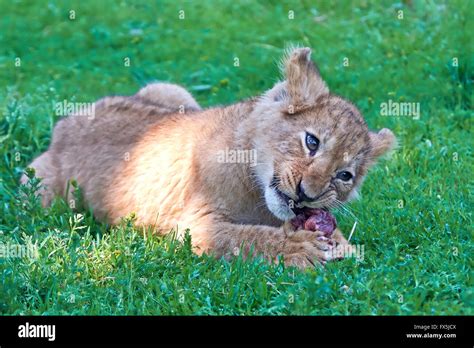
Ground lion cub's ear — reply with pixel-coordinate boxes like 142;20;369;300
281;47;329;112
369;128;397;158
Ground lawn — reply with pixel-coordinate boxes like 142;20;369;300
0;0;472;315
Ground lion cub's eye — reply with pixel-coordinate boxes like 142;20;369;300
337;171;353;181
305;133;320;155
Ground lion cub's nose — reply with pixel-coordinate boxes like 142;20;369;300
296;181;314;203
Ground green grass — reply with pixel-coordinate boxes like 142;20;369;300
0;0;472;315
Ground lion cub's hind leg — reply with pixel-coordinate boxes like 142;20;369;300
135;83;201;112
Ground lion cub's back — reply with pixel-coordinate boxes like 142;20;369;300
52;96;172;147
48;96;181;216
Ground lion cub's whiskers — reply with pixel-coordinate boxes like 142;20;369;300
348;221;358;242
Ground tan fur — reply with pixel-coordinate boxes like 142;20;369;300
22;48;396;269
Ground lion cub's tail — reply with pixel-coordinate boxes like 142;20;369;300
135;82;201;112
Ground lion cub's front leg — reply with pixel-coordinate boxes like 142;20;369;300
206;221;336;269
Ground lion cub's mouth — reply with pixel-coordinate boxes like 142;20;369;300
273;186;293;205
273;186;330;215
273;186;337;234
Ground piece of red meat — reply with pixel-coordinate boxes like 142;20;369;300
290;208;337;236
290;213;306;230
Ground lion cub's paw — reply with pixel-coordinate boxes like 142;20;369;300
280;229;335;269
332;229;358;260
332;242;358;260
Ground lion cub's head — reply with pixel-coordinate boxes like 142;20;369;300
251;47;396;221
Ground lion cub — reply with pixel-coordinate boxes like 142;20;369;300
22;47;395;269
